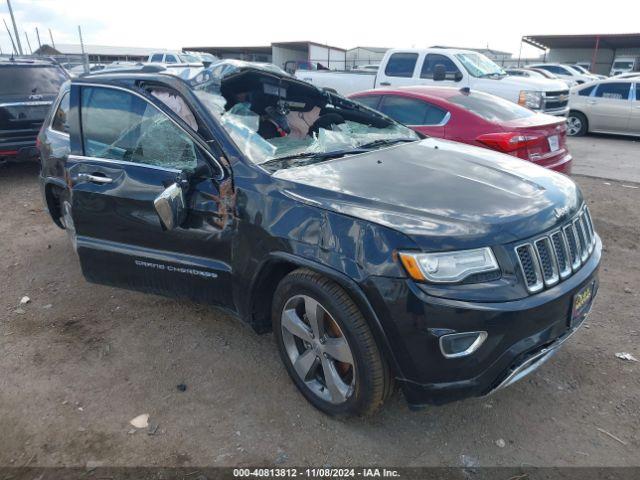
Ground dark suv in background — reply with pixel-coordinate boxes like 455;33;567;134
0;58;68;165
38;65;600;417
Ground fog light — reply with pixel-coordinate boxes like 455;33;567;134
439;331;487;359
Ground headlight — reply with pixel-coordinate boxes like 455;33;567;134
399;247;499;283
518;90;543;109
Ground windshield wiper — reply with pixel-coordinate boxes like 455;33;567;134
259;148;368;169
358;138;417;149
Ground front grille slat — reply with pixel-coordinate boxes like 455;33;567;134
516;244;543;293
574;217;589;262
563;224;581;270
551;231;571;279
515;207;597;293
534;237;559;286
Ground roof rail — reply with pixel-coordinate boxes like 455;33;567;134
84;64;167;77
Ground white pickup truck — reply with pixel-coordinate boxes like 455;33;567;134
296;48;570;116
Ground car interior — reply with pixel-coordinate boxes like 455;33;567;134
189;67;416;166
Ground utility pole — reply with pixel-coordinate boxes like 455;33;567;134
6;0;23;55
24;30;32;54
48;28;55;49
35;27;41;49
78;25;89;73
3;17;17;54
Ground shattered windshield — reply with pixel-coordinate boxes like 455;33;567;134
455;53;505;78
190;67;418;169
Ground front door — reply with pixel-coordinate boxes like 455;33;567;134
65;83;234;307
588;82;632;133
630;83;640;134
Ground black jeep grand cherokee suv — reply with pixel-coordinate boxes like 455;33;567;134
38;64;600;417
0;58;68;165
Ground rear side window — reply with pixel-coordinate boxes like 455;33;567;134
448;91;534;122
538;65;565;75
578;84;596;96
150;54;163;62
637;84;640;101
0;65;67;95
384;53;418;78
420;54;462;80
379;95;447;125
80;86;198;170
594;82;631;100
353;95;382;110
51;92;70;133
165;55;178;64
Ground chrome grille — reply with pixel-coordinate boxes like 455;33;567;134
515;207;597;293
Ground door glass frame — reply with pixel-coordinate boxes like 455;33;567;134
77;82;226;180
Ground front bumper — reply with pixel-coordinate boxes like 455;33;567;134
542;106;570;117
362;237;600;407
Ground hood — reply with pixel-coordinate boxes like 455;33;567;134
273;138;582;250
488;75;569;92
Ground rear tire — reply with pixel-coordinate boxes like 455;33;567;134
567;111;588;136
272;268;392;417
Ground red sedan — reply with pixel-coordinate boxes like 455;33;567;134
350;86;572;174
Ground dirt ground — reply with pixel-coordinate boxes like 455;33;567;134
1;152;639;468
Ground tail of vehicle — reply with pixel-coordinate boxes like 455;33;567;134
476;116;570;173
0;96;54;159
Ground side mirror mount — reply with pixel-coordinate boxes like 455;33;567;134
154;183;186;231
433;64;447;82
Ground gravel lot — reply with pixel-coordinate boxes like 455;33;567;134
1;137;639;468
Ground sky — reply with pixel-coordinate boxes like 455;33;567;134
1;0;639;58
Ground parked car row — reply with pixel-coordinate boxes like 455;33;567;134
35;62;601;417
295;48;571;116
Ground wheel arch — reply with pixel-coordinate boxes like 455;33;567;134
568;109;589;132
43;177;67;229
247;251;404;379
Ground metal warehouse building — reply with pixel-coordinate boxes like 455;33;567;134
346;46;388;69
522;33;640;75
183;41;346;72
32;43;162;62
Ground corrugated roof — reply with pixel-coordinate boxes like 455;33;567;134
347;46;389;53
523;33;640;50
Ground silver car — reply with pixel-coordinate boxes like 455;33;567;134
567;80;640;137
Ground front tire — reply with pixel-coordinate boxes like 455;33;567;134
272;269;392;417
567;111;588;136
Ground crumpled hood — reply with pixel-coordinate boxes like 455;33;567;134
273;138;583;250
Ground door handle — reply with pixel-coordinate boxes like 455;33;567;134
77;173;113;184
379;82;391;86
586;100;597;105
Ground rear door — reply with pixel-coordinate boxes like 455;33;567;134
588;82;632;133
377;94;449;137
376;52;420;88
66;83;233;306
